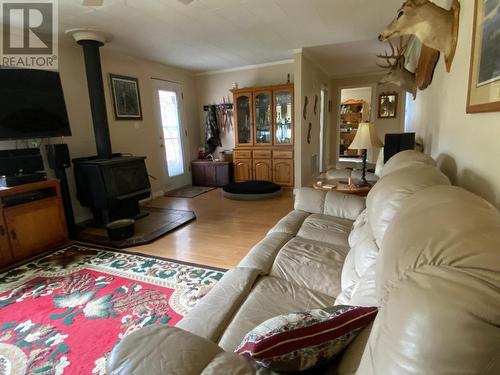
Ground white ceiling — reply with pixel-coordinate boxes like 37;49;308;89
305;39;387;78
59;0;403;73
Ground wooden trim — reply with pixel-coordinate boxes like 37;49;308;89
0;179;59;195
466;0;500;114
342;99;365;106
231;83;293;94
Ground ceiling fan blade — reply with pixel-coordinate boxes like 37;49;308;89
82;0;104;6
177;0;194;4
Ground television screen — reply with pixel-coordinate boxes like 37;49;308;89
0;68;71;140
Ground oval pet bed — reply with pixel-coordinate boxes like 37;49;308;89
223;181;283;200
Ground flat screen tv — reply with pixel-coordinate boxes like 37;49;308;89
0;68;71;140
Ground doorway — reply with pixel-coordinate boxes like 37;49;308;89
152;79;190;191
337;86;374;164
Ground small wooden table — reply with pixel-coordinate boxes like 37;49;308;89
313;178;371;196
191;160;233;187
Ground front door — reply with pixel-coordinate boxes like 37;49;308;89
152;79;190;191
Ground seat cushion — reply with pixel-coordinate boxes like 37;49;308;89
217;277;335;352
237;232;294;273
270;237;349;297
296;214;352;247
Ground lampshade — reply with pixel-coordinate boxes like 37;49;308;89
349;122;383;150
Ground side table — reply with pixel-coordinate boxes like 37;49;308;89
313;178;371;197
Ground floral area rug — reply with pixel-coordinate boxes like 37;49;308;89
0;244;225;374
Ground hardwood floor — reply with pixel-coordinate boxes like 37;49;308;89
131;188;294;269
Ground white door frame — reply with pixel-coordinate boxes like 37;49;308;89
151;79;190;192
319;87;328;172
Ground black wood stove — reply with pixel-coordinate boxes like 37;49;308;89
70;31;151;226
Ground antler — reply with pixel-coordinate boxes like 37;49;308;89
376;37;408;69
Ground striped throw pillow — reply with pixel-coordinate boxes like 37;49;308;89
235;305;377;372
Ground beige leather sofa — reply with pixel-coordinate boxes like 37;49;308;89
108;150;500;375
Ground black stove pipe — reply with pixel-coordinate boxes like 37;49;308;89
78;39;112;159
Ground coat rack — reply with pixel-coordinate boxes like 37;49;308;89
203;103;233;111
203;101;234;132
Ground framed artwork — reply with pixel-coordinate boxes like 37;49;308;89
467;0;500;113
378;92;398;119
109;74;143;120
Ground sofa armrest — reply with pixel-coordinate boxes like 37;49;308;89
178;267;261;342
294;188;366;220
107;326;265;375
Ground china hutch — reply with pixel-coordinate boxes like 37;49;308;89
339;99;367;156
231;83;294;187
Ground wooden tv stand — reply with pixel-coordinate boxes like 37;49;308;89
0;180;68;268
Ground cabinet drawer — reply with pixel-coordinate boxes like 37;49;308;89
273;150;293;159
253;150;271;159
234;150;252;159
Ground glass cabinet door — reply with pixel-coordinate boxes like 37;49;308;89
274;90;293;145
253;91;272;145
235;93;252;145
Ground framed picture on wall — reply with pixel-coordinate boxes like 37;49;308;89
378;92;398;119
467;0;500;113
109;74;143;120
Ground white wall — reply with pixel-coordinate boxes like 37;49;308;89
412;0;500;209
294;52;331;187
0;43;198;223
194;62;294;158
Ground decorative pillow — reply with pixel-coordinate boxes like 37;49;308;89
235;305;378;372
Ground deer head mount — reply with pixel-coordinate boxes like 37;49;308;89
377;37;418;99
378;0;460;72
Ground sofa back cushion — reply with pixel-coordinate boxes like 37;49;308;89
366;164;450;247
357;186;500;374
379;150;436;178
336;223;378;307
294;188;366;221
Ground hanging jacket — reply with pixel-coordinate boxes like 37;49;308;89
205;105;221;154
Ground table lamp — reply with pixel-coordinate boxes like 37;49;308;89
349;122;383;186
